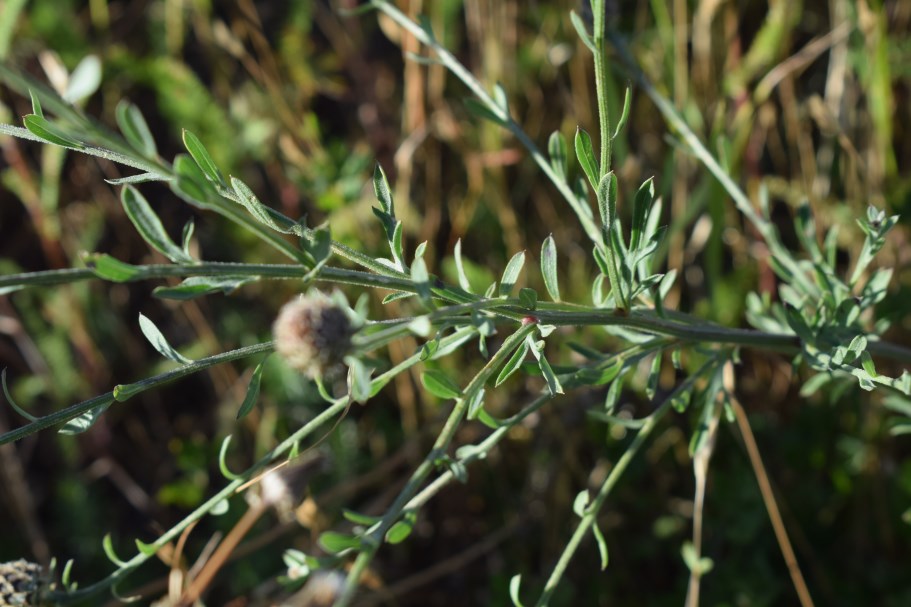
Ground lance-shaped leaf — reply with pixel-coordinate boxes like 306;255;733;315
116;100;157;158
231;177;302;236
629;177;655;252
182;129;224;185
541;235;561;302
153;276;255;300
575;127;598;190
138;313;193;364
23;114;84;148
500;251;526;297
235;357;267;420
122;186;194;263
612;84;633;139
421;370;462;400
548;131;568;180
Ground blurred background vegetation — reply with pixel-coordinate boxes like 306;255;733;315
1;0;910;605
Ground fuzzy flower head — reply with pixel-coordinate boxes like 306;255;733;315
0;560;43;607
273;291;353;379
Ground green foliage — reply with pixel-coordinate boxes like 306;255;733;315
1;1;910;606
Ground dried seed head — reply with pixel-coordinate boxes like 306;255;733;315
273;293;353;379
0;560;43;607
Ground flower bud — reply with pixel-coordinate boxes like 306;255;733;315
272;292;353;379
0;560;43;607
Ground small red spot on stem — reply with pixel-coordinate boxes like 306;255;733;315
521;315;538;326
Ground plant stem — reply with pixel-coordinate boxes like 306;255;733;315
45;327;479;603
591;0;612;175
334;322;538;606
367;0;602;247
535;400;670;606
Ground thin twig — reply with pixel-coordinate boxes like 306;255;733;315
730;396;815;607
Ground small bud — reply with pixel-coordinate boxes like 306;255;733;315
0;560;43;607
273;292;353;379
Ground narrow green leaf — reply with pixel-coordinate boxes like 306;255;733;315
573;490;590;517
103;534;127;567
373;163;395;216
538;353;564;395
121;186;194;263
575;127;598;189
390;220;406;269
347;357;372;404
135;539;157;556
611;84;633;139
411;257;431;301
466;388;486;420
646;351;662;400
342;510;382;526
383;292;414;304
421;369;462;399
104;172;165;185
59;400;113;434
23;114;83;148
235;357;267;420
218;435;242;480
604;372;626;413
231;176;301;235
153;276;255;300
541;235;560;302
385;511;417;544
500;251;526;297
570;10;596;51
454;239;473;293
597;172;618;236
860;351;878;378
592;523;609;570
509;574;526;607
495;340;530;387
181;220;195;257
115;100;157;158
463;98;506;125
493;82;510;114
518;288;537;310
138;313;193;364
318;531;362;554
2;368;38;422
182;129;224;185
548;130;568;180
84;253;143;282
28;89;43;117
573;359;622;386
629;177;655;252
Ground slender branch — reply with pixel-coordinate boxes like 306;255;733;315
334;322;539;606
535;401;669;606
366;0;602;246
44;326;480;603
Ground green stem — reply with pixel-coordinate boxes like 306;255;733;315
334;322;538;606
534;356;721;606
605;31;819;299
367;0;602;247
534;401;668;606
0;342;274;446
46;327;479;603
591;0;612;175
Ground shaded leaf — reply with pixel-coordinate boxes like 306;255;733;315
235;357;267;420
138;313;193;364
421;370;462;399
121;186;194;263
541;235;560;302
